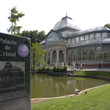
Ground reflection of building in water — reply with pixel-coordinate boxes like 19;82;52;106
41;15;110;68
0;62;24;87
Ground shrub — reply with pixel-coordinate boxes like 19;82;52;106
62;67;67;72
52;67;67;72
56;67;60;72
42;67;46;72
45;68;50;72
37;68;42;73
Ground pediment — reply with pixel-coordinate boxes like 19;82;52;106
46;31;59;43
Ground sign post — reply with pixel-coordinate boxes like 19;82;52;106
0;33;31;110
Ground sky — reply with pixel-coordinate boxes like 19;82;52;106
0;0;110;34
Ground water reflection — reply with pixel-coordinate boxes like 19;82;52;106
31;74;110;98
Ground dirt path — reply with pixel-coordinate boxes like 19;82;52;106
31;94;77;104
31;84;109;104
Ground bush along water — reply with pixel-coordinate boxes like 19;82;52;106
36;67;67;76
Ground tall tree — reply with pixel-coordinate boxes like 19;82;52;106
31;42;47;74
21;30;46;74
8;6;25;35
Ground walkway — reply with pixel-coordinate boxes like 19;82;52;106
31;84;110;104
31;94;77;104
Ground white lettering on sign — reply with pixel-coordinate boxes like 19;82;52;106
0;37;17;45
0;51;16;57
0;37;17;57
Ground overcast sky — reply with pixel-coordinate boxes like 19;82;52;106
0;0;110;34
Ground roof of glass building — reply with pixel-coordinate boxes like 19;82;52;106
53;16;80;31
67;26;110;38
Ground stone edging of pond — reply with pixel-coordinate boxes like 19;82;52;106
31;83;110;104
68;75;110;80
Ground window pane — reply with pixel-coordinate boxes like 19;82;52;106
53;50;56;63
76;37;79;42
85;35;89;40
80;36;84;41
104;47;110;60
89;48;95;60
102;32;108;38
68;39;71;44
68;51;72;62
59;50;64;62
90;34;94;40
72;38;75;43
95;33;101;39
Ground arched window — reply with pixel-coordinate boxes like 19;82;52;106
85;35;89;40
102;32;108;38
59;50;64;62
95;33;101;39
90;34;94;40
52;50;56;63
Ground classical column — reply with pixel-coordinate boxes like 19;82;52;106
50;51;53;65
56;50;59;64
63;51;66;64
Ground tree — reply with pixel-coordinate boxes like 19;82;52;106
104;24;110;29
21;30;46;43
31;42;47;74
21;30;46;74
8;6;25;35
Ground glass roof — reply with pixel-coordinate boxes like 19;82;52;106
67;26;110;38
53;16;80;31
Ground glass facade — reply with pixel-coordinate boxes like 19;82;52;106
67;45;110;63
43;15;110;68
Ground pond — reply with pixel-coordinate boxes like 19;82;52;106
31;74;110;98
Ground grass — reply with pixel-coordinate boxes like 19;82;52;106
73;71;110;77
31;84;110;110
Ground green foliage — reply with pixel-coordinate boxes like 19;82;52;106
104;24;110;29
46;68;50;72
31;42;47;74
63;67;67;72
52;67;67;72
74;71;110;77
37;67;50;73
53;67;56;72
36;67;67;73
31;42;47;65
41;67;46;71
8;6;25;35
37;68;43;73
21;30;46;74
21;30;46;43
32;84;110;110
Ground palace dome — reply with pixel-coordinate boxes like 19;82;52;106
53;16;80;31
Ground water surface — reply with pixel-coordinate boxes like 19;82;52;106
31;74;110;98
